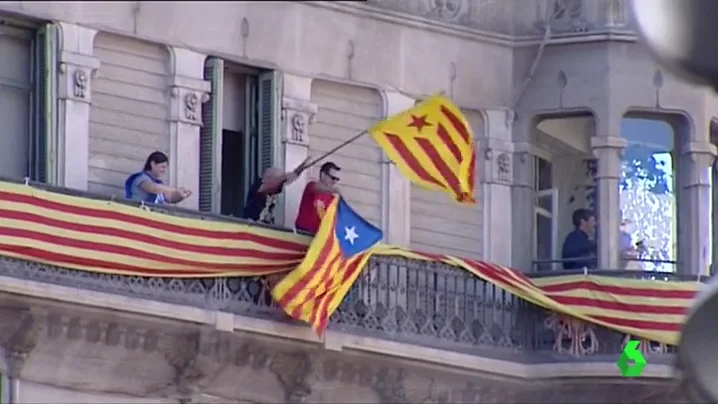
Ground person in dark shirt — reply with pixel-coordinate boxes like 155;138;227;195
241;157;311;224
561;208;597;270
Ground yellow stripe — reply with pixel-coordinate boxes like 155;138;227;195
272;198;341;314
2;182;307;244
557;305;684;324
0;235;229;271
1;218;299;266
533;274;702;291
547;289;691;307
0;199;303;252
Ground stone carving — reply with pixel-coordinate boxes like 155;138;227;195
184;92;200;122
372;366;407;403
604;0;626;27
622;334;670;355
545;0;591;33
161;332;205;398
1;308;40;377
73;68;88;99
544;312;599;356
426;0;466;21
269;351;313;403
496;152;511;182
291;113;307;142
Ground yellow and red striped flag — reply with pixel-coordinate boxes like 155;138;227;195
368;94;477;204
272;196;383;335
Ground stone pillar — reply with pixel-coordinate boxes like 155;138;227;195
380;91;413;246
511;117;534;272
168;47;211;210
280;73;316;228
680;141;716;275
591;135;627;270
57;22;100;190
482;109;514;267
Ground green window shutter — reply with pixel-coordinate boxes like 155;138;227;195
257;71;282;174
31;23;58;184
199;57;224;213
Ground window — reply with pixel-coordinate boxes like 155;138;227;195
0;20;55;183
534;155;559;271
199;57;282;218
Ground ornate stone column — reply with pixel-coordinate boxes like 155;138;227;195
168;48;211;210
511;117;534;272
280;73;317;228
679;141;716;275
482;109;514;267
380;91;413;246
591;135;627;270
57;22;100;190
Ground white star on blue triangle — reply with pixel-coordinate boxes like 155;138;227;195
334;198;383;259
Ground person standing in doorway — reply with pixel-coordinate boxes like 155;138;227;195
241;156;312;225
560;208;597;270
295;161;341;235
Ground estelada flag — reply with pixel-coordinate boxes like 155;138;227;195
272;196;383;335
368;94;477;204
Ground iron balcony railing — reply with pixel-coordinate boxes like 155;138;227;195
0;177;696;363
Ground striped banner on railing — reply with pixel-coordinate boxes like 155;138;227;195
0;181;701;345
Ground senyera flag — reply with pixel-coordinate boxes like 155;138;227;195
369;94;477;204
272;196;383;335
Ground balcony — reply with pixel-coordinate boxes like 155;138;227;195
0;178;695;370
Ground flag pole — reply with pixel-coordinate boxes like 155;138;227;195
299;130;368;171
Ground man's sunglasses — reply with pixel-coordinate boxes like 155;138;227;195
322;171;340;181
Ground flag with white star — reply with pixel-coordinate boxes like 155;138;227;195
271;196;383;336
368;94;477;204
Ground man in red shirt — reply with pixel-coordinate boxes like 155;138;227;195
295;161;341;234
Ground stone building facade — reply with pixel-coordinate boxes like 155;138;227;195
0;0;712;402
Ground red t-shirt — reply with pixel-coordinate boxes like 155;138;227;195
295;181;333;233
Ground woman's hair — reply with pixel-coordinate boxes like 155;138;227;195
143;151;169;171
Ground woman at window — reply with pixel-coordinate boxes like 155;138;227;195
124;151;192;205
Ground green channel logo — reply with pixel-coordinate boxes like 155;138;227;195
617;340;647;377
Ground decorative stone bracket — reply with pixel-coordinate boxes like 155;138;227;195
58;51;100;103
169;76;211;126
281;97;317;146
682;141;718;187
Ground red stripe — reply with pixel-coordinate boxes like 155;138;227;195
0;227;289;271
540;280;698;300
294;252;343;320
436;123;462;164
315;255;366;334
0;191;306;252
277;215;338;308
416;138;463;197
0;208;304;261
384;133;444;188
590;315;682;332
467;150;476;191
463;260;529;292
0;244;289;276
466;260;536;290
440;105;470;145
551;295;689;316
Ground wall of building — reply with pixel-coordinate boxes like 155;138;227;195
18;381;175;404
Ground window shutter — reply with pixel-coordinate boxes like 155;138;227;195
257;71;282;173
199;57;224;213
31;23;58;184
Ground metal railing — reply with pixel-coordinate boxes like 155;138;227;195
0;177;697;361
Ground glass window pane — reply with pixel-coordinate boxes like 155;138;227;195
620;118;676;272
